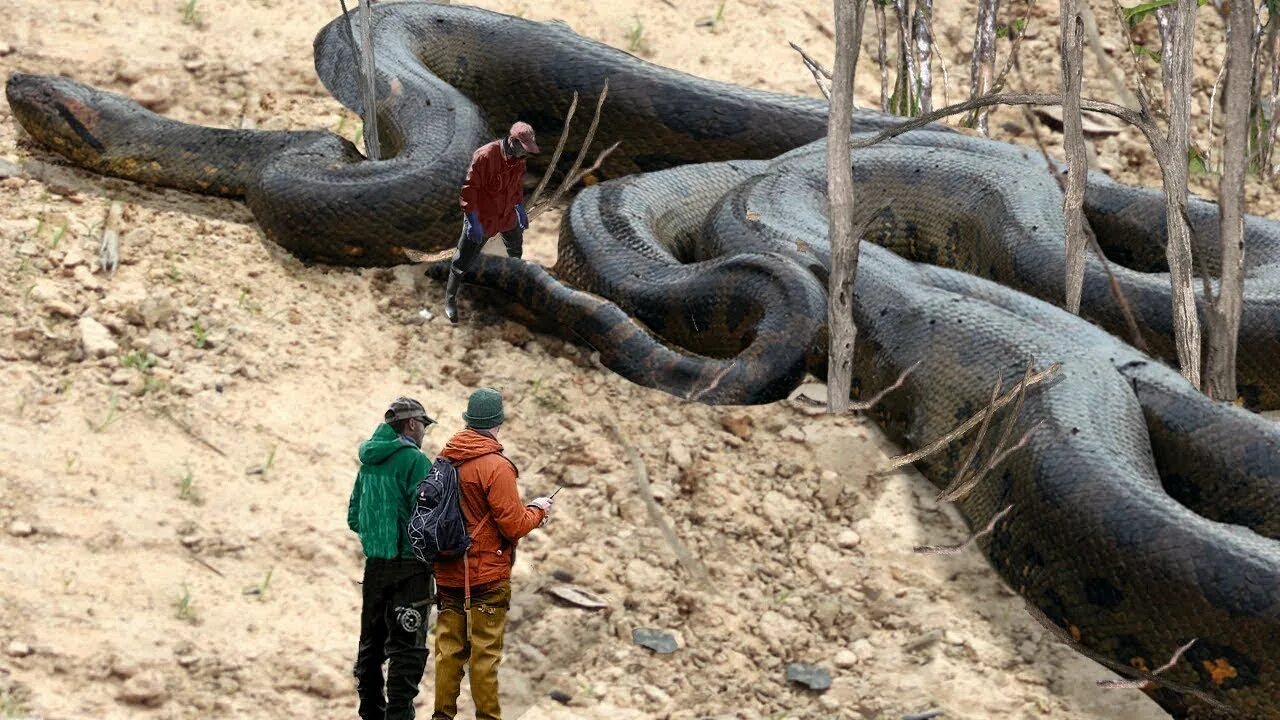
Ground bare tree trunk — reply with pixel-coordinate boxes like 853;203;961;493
1160;0;1202;390
893;0;916;114
971;0;999;134
358;0;381;160
827;0;868;412
913;0;934;113
1266;8;1280;178
1206;0;1254;401
876;0;890;112
1061;0;1087;314
1157;6;1175;113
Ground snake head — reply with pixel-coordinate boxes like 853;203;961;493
7;72;112;161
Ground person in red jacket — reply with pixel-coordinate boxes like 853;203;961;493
431;387;553;720
444;122;540;323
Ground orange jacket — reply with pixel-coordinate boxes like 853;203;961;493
459;140;526;237
433;429;544;589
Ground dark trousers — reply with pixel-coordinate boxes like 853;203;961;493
449;222;523;277
354;557;434;720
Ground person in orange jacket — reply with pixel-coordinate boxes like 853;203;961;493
431;387;553;720
444;122;540;323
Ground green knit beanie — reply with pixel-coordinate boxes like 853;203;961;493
463;387;505;429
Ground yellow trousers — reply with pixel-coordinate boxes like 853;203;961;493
432;581;511;720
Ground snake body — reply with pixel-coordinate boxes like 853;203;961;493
7;4;1280;717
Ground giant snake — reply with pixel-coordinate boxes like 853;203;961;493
6;3;1280;717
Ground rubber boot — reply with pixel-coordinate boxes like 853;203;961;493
444;272;462;324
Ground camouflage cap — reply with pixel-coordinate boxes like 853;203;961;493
384;396;435;425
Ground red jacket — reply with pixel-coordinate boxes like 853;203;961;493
459;140;526;236
433;429;544;589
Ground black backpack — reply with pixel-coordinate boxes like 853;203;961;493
407;457;474;564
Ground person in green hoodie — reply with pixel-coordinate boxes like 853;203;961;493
348;396;437;720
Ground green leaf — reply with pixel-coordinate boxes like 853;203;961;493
1133;43;1162;63
1188;145;1208;176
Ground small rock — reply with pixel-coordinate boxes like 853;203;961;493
666;440;692;470
130;75;174;112
28;279;63;305
73;265;102;290
110;656;142;678
7;520;35;537
780;425;808;444
17;241;38;257
61;246;87;268
6;641;32;657
78;317;119;358
109;369;132;385
0;157;21;178
117;669;168;706
146;332;174;358
833;649;859;668
304;663;347;699
45;300;79;318
835;529;861;548
785;662;831;691
775;462;801;479
817;471;844;510
641;684;671;705
719;412;754;440
632;628;679;654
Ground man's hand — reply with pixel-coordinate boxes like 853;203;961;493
466;211;486;242
527;495;553;526
515;203;529;230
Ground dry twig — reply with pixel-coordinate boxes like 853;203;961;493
606;423;711;588
914;503;1013;555
159;406;227;457
876;362;1062;475
99;200;123;273
790;41;833;100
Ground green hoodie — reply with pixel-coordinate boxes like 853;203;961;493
347;423;432;560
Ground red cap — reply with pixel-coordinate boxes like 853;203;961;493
509;121;539;154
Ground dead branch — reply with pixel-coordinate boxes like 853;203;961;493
606;423;711;588
159;406;227;457
939;361;1041;503
528;90;580;208
1098;639;1198;690
1024;600;1230;711
848;92;1161;154
892;0;917;115
546;81;611;207
338;0;381;159
877;362;1062;475
914;503;1013;555
526;82;617;222
944;371;1005;500
902;711;945;720
790;41;834;100
848;359;921;411
1080;2;1140;109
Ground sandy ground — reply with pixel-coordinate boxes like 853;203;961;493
1;1;1273;719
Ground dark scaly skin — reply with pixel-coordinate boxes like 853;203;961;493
6;3;1280;716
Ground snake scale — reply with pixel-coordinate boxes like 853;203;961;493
6;4;1280;717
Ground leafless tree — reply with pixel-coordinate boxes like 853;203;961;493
827;0;869;413
1205;0;1255;401
1155;1;1203;390
875;0;891;111
1061;0;1087;314
913;0;934;113
970;0;1000;135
